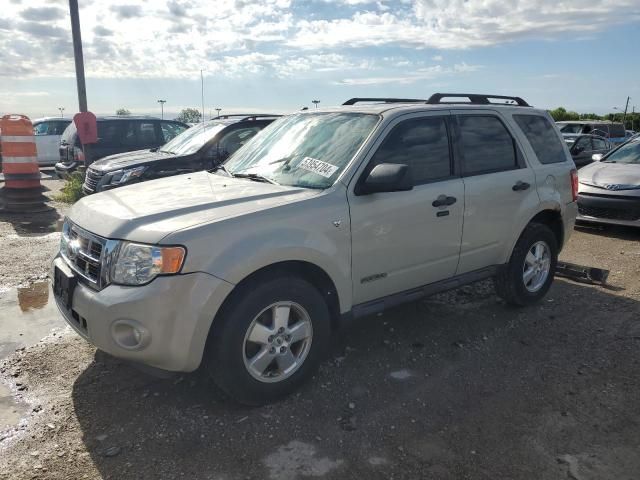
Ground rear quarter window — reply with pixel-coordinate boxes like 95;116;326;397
513;114;567;165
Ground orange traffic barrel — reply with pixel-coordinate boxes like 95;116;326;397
1;114;50;213
0;114;41;188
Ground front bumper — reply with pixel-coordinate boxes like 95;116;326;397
577;193;640;227
52;256;234;372
55;161;78;179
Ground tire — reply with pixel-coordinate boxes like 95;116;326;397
205;275;331;405
494;223;558;307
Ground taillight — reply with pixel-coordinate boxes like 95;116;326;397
73;147;85;164
570;169;578;202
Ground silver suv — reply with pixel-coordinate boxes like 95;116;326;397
53;93;578;404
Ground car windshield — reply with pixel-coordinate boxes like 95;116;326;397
602;139;640;164
224;112;379;189
160;122;226;155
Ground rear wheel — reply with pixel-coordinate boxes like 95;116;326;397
206;275;331;405
494;223;558;306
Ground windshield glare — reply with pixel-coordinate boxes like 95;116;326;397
161;122;225;155
224;112;379;189
603;140;640;164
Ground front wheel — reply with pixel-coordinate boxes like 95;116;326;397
494;223;558;306
205;276;331;405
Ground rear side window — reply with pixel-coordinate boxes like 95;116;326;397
458;115;517;175
514;114;567;164
97;121;123;147
139;122;158;144
369;116;452;185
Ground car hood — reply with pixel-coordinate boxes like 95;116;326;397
68;171;319;244
579;161;640;189
90;149;172;171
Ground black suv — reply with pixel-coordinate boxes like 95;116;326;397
56;116;188;178
82;114;279;194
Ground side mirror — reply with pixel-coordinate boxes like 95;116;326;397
573;146;584;154
357;163;413;195
592;153;603;161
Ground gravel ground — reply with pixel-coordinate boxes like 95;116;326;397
0;209;639;479
0;175;68;288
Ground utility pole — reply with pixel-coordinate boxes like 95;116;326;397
157;99;166;119
58;107;65;118
68;0;92;165
622;96;630;127
312;100;320;109
215;107;221;118
200;70;205;125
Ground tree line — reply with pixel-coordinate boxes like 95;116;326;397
549;107;638;130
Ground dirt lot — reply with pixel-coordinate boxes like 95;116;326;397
1;191;639;479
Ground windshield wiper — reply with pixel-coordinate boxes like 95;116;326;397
159;149;176;154
233;172;279;185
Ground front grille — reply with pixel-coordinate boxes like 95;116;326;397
578;204;640;221
62;223;108;289
83;168;104;192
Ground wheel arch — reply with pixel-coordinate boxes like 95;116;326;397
210;260;342;339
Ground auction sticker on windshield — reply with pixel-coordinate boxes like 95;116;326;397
298;157;339;178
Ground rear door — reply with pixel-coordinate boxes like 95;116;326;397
453;111;539;274
95;121;126;160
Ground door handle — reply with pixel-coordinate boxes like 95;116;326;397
432;195;457;207
512;181;530;191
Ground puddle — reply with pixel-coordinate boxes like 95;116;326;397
0;281;64;360
0;281;64;435
0;383;27;436
11;218;62;238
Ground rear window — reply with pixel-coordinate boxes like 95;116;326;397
514;114;567;164
608;123;625;138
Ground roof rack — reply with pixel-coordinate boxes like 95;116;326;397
215;114;282;121
343;97;427;106
426;93;530;107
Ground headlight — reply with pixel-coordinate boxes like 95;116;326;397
111;242;186;286
108;166;147;186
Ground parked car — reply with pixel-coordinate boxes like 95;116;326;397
32;118;72;166
563;134;612;167
577;135;640;227
556;120;626;145
82;115;279;194
55;116;188;178
53;93;577;404
626;130;637;139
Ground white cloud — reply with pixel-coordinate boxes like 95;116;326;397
0;0;638;80
335;63;482;85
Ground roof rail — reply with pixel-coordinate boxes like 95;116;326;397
216;114;282;120
343;97;427;106
426;93;530;107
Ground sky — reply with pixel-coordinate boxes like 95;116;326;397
1;0;640;119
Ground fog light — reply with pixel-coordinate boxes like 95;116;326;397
111;320;149;350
